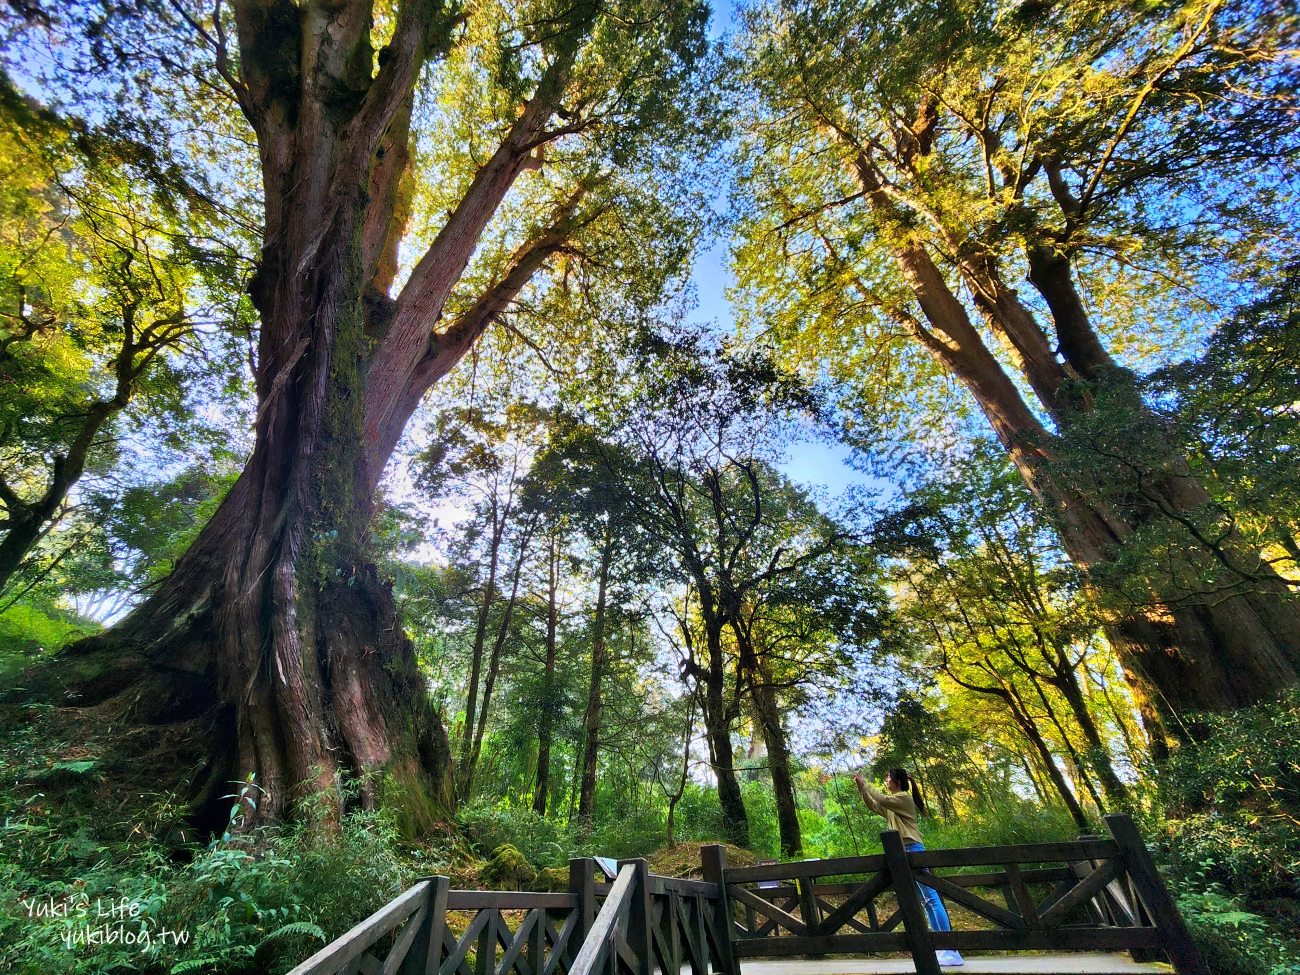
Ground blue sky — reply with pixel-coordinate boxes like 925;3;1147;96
692;0;875;502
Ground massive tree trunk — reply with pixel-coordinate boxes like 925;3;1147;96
851;152;1300;742
31;1;590;836
577;524;613;830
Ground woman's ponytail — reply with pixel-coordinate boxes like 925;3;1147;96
889;767;929;818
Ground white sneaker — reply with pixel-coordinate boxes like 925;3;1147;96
936;950;965;967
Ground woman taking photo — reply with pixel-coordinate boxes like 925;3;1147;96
853;767;964;968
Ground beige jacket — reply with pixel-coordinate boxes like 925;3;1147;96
855;781;922;846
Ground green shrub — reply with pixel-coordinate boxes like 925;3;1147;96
1;770;415;974
1150;693;1300;974
455;800;574;868
583;806;665;860
1155;692;1300;902
1178;886;1300;975
921;796;1080;851
480;844;537;889
668;783;727;845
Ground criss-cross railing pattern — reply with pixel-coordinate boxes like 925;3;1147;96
285;879;440;975
286;856;732;975
720;815;1204;975
643;860;732;975
438;887;581;975
288;814;1207;975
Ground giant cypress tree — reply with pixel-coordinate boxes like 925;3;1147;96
736;0;1300;744
13;0;709;833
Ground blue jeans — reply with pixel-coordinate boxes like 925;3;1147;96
904;841;952;932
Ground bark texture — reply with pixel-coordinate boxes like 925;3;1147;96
29;0;590;835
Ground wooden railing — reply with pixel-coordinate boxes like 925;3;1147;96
285;855;730;975
286;814;1207;975
721;814;1206;975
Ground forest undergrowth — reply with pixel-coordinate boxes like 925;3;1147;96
2;662;1296;975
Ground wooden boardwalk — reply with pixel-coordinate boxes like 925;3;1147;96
740;956;1171;974
285;817;1205;975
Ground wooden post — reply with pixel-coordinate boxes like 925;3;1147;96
476;909;495;975
700;844;741;975
402;876;448;975
620;859;653;975
796;866;822;936
1105;814;1209;975
667;889;683;975
570;857;597;950
881;830;940;975
526;908;547;975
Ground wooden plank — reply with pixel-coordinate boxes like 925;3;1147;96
700;844;740;975
702;890;735;970
724;854;887;884
288;881;431;975
569;864;636;975
796;867;1070;894
525;909;547;975
666;891;682;975
1068;860;1111;925
814;895;873;935
495;908;539;975
398;876;447;975
930;927;1165;952
726;885;807;935
881;830;940;975
909;839;1119;869
570;857;597;953
796;875;822;935
539;914;575;975
615;939;639;973
439;909;491;975
733;928;1162;956
732;932;911;957
447;893;576;911
692;893;710;974
1106;813;1210;975
916;871;1026;930
1039;859;1123;929
383;903;428;975
751;896;800;939
814;872;890;936
443;926;475;975
647;877;719;897
1003;863;1042;931
674;896;705;975
745;891;801;937
621;859;652;975
475;911;495;975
